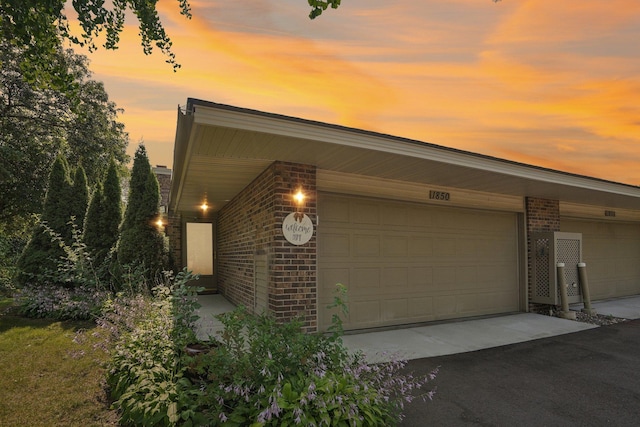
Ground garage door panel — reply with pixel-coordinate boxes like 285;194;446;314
319;194;519;331
409;266;433;287
352;201;380;224
319;267;350;294
322;197;350;223
382;235;409;257
456;266;477;284
319;233;350;257
408;207;433;228
562;219;640;300
438;239;457;256
435;295;457;317
433;266;457;287
457;293;484;314
353;234;380;257
408;297;435;318
352;300;381;324
382;267;408;290
353;267;380;292
381;299;409;321
409;237;433;256
382;205;408;226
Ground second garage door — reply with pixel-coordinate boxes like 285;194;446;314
562;218;640;300
318;193;520;331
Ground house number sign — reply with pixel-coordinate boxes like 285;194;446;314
282;212;314;245
429;190;450;201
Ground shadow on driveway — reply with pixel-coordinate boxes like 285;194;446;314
402;319;640;426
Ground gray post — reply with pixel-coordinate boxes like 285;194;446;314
578;262;597;315
557;263;576;320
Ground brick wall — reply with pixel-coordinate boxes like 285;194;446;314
525;197;560;310
525;197;560;233
217;161;318;331
166;211;182;271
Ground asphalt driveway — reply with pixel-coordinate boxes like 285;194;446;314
401;319;640;426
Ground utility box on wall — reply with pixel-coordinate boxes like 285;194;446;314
530;232;582;305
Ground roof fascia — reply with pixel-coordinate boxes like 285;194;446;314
169;105;194;213
188;99;640;199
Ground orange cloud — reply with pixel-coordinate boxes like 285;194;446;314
64;1;640;184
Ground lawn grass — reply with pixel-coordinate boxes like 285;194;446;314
0;303;118;426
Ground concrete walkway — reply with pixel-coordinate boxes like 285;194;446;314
195;294;640;362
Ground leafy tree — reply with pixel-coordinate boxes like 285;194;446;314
0;0;357;86
0;0;193;89
117;145;168;285
0;40;128;228
0;41;69;225
308;0;342;19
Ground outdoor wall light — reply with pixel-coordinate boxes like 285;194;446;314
155;217;165;229
200;201;209;212
293;189;305;206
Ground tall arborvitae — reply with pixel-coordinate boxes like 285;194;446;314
117;145;168;286
84;159;123;283
101;159;123;254
17;156;73;284
83;183;104;260
69;165;89;239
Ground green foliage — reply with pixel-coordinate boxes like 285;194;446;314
308;0;342;19
83;183;104;259
70;165;89;232
117;144;168;287
17;156;73;284
97;282;437;426
0;220;31;297
42;156;74;237
15;221;109;319
0;40;129;228
15;282;107;321
84;159;123;284
193;285;438;426
122;145;155;229
99;269;205;426
17;157;92;286
0;0;192;86
102;158;124;242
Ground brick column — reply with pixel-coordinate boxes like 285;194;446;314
271;162;317;332
217;161;318;332
526;197;560;310
525;197;560;234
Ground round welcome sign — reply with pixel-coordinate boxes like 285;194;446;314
282;212;314;245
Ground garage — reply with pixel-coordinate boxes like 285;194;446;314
318;193;520;331
561;218;640;300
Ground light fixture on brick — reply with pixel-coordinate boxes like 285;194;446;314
293;188;305;206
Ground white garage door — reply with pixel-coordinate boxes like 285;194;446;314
562;219;640;300
318;193;520;331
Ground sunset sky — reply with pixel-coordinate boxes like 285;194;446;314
71;0;640;185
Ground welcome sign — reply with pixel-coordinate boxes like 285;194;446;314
282;212;313;245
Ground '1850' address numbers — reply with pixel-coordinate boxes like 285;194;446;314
429;190;450;201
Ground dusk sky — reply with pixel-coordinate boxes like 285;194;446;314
71;0;640;185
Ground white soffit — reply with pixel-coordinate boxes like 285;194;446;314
171;100;640;213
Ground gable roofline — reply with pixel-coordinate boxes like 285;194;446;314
170;98;640;214
186;98;638;192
